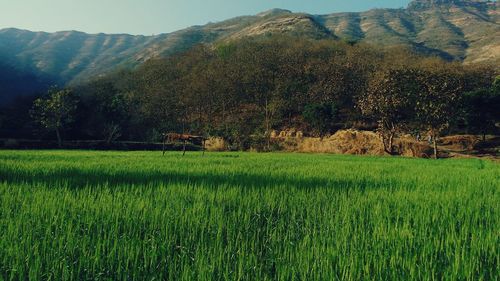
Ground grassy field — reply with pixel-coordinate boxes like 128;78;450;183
0;150;498;280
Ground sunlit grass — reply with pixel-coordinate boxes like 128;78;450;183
0;150;498;280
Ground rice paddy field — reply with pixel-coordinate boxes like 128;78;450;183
0;150;498;280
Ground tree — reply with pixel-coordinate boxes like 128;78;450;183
358;68;418;155
303;103;337;138
463;76;500;140
30;88;78;147
76;74;133;142
15;36;493;152
134;57;185;140
414;64;465;159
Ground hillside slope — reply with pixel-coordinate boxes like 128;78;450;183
0;0;498;91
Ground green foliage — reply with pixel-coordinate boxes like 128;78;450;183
463;80;500;138
30;88;78;146
9;37;496;147
114;38;375;142
302;103;337;137
0;150;498;280
358;68;421;154
493;75;500;92
76;72;135;141
31;88;77;130
413;64;466;135
215;43;237;59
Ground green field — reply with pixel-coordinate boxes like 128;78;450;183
0;150;498;280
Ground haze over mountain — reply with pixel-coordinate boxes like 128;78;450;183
0;0;498;102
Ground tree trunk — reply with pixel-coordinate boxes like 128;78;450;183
55;128;62;148
388;132;394;155
382;133;395;155
382;129;396;155
222;102;227;133
482;133;486;142
162;134;166;156
264;98;270;151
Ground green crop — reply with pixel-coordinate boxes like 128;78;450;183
0;150;498;280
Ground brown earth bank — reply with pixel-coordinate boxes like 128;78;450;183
207;130;499;159
2;131;499;159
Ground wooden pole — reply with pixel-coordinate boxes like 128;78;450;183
182;139;187;156
202;138;206;156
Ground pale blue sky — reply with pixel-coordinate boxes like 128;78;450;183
0;0;411;35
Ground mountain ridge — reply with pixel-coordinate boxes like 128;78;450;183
0;0;498;96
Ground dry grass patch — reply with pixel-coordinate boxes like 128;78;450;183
205;137;227;151
297;130;385;155
294;130;434;157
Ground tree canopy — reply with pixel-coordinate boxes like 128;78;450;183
0;36;497;154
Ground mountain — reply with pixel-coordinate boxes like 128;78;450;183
0;60;53;104
0;0;498;95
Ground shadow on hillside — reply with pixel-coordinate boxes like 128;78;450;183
0;167;383;191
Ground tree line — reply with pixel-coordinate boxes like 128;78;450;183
2;37;499;157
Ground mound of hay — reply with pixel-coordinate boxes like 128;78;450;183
439;135;480;150
296;129;434;157
205;137;226;151
273;128;303;139
297;130;385;155
206;129;436;158
396;139;434;158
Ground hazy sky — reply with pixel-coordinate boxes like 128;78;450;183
0;0;412;35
